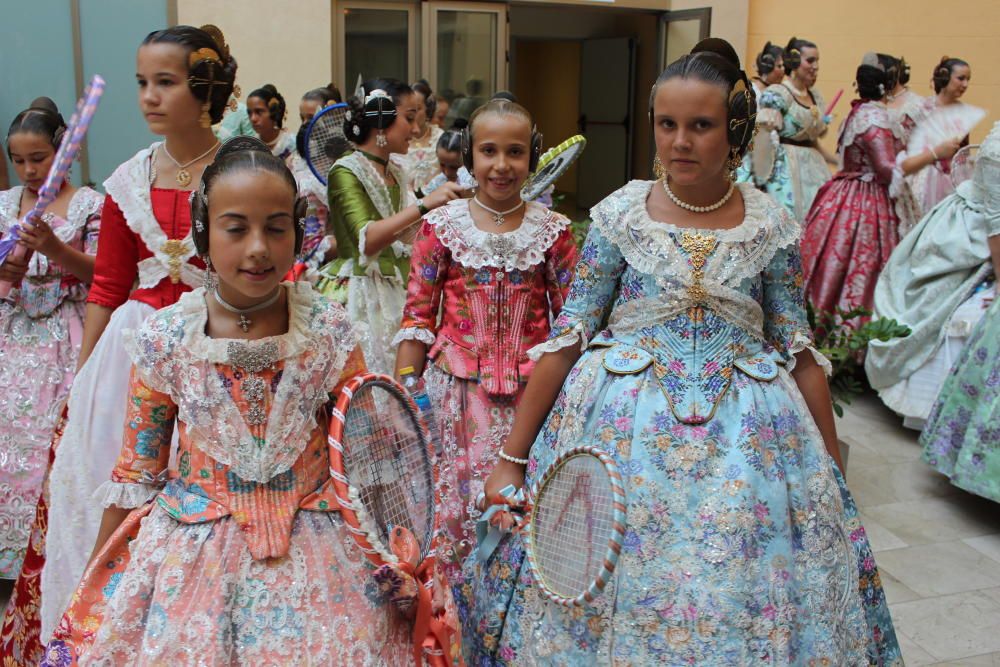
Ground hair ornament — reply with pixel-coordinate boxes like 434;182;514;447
199;24;231;63
345;110;352;121
353;125;361;137
364;89;390;105
189;47;221;68
297;216;307;231
195;218;205;233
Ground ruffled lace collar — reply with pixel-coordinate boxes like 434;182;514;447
838;101;904;152
592;180;799;286
335;150;408;220
427;199;569;270
177;280;317;363
104;142;203;288
0;186;102;237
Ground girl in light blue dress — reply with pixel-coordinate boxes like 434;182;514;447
460;39;901;666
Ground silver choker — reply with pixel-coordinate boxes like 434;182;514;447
213;286;283;332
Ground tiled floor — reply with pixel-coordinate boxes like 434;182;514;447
1;393;996;665
839;392;1000;666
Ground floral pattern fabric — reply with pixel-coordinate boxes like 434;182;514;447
742;83;832;222
0;186;102;579
396;199;576;582
458;181;902;666
287;151;332;270
801;102;905;322
46;283;456;665
920;296;1000;503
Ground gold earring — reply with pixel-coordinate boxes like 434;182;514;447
199;101;212;128
653;155;666;180
726;148;742;181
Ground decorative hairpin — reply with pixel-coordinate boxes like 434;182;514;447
189;48;221;68
364;89;390;105
195;219;205;233
297;217;307;230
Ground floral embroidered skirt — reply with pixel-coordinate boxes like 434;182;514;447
47;505;416;666
0;297;86;579
920;296;1000;503
456;351;902;666
801;174;900;321
424;365;521;584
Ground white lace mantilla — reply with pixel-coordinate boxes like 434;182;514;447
0;186;102;278
104;142;203;288
591;181;800;340
429;198;569;271
336;151;414;264
288;152;327;204
122;281;355;482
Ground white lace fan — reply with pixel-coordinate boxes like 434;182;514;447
908;103;985;155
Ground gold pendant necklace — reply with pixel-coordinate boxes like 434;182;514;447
161;141;220;187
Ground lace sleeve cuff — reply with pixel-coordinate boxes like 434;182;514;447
527;322;588;361
391;327;436;347
357;221;375;266
786;331;833;377
93;481;160;508
889;152;907;200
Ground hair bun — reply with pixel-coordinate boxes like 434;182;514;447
262;84;279;95
691;38;741;69
199;24;231;63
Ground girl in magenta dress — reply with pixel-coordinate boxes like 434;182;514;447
393;99;577;581
0;26;238;665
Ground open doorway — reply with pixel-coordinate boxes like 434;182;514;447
509;4;661;216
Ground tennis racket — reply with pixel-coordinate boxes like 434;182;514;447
0;75;106;297
486;446;627;607
521;134;586;201
951;144;979;187
305;102;350;185
328;373;447;666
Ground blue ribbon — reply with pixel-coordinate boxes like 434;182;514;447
475;484;525;562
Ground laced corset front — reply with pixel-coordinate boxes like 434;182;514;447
105;282;364;559
534;181;827;424
396;199;577;396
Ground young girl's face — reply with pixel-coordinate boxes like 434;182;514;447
247;96;276;136
207;170;298;302
7;133;56;192
945;65;971;99
437;147;463;182
136;43;203;136
652;78;731;188
299;98;322;125
470;113;531;205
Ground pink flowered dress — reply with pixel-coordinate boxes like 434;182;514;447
394;199;577;580
0;186;102;579
46;282;458;666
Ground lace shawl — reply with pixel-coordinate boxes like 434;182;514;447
0;186;102;278
122;281;355;482
837;102;905;154
427;199;570;271
591;181;800;342
104;143;204;289
336;151;414;263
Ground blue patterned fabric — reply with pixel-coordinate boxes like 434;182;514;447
457;181;902;665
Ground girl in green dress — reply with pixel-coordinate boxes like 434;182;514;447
315;79;463;373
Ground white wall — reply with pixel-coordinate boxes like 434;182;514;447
175;0;333;133
670;0;749;63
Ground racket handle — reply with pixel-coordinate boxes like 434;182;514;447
0;245;31;298
399;369;441;455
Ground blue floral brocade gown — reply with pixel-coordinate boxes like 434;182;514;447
458;181;902;666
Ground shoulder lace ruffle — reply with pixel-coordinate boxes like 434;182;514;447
123;281;356;482
336;151;414;265
838;102;904;151
427;199;569;271
104;142;203;288
0;186;23;233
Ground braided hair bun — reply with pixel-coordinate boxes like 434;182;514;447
342;78;413;145
249;84;287;128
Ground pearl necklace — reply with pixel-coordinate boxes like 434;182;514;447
213;286;283;332
662;178;735;213
161;141;219;187
473;196;524;226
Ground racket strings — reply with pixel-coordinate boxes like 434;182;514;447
532;456;616;598
306;107;349;179
342;384;434;556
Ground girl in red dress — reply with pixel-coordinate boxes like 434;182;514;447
0;25;237;664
